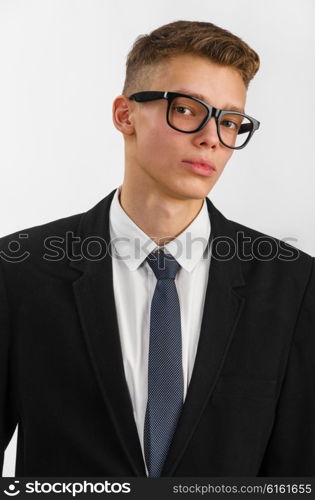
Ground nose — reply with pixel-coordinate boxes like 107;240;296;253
192;117;220;149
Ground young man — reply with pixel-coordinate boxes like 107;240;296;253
0;21;314;477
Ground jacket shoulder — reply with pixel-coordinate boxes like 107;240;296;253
0;212;82;246
0;211;83;277
224;214;313;261
222;216;314;294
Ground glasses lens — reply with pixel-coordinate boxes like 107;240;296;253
219;113;253;148
168;96;208;132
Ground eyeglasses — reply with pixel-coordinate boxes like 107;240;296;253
128;91;260;150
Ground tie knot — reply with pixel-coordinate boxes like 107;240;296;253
146;250;180;280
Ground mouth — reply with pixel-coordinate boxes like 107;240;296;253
182;159;217;177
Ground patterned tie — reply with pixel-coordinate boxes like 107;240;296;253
144;248;184;477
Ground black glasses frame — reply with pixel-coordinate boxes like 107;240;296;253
128;91;260;150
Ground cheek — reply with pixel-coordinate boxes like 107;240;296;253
137;123;180;162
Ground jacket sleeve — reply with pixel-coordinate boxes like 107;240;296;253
0;259;18;476
258;257;315;476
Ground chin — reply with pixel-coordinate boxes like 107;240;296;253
165;185;210;201
170;178;216;200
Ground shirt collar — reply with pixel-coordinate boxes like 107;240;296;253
109;186;211;272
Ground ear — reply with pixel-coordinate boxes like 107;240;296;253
112;95;135;135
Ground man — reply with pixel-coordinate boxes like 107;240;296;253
0;20;314;477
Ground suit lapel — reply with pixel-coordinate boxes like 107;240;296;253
69;190;245;477
70;190;146;476
161;198;246;476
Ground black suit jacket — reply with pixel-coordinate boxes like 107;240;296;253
0;189;314;477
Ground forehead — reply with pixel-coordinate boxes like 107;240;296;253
147;54;247;111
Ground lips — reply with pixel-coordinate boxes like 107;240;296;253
182;159;216;171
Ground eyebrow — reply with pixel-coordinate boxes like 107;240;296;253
173;88;245;114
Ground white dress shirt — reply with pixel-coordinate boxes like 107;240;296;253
109;186;211;475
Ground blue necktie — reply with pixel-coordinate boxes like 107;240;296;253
144;249;184;477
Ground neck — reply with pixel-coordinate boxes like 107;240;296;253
119;178;204;247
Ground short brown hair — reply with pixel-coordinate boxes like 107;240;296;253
122;20;260;95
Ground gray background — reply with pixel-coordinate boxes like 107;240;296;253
1;0;314;476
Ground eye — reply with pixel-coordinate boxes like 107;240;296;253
221;120;239;130
173;106;193;115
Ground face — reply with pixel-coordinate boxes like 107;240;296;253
118;54;247;201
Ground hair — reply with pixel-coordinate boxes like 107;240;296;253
122;20;260;95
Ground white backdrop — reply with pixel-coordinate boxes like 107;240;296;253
1;0;314;476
